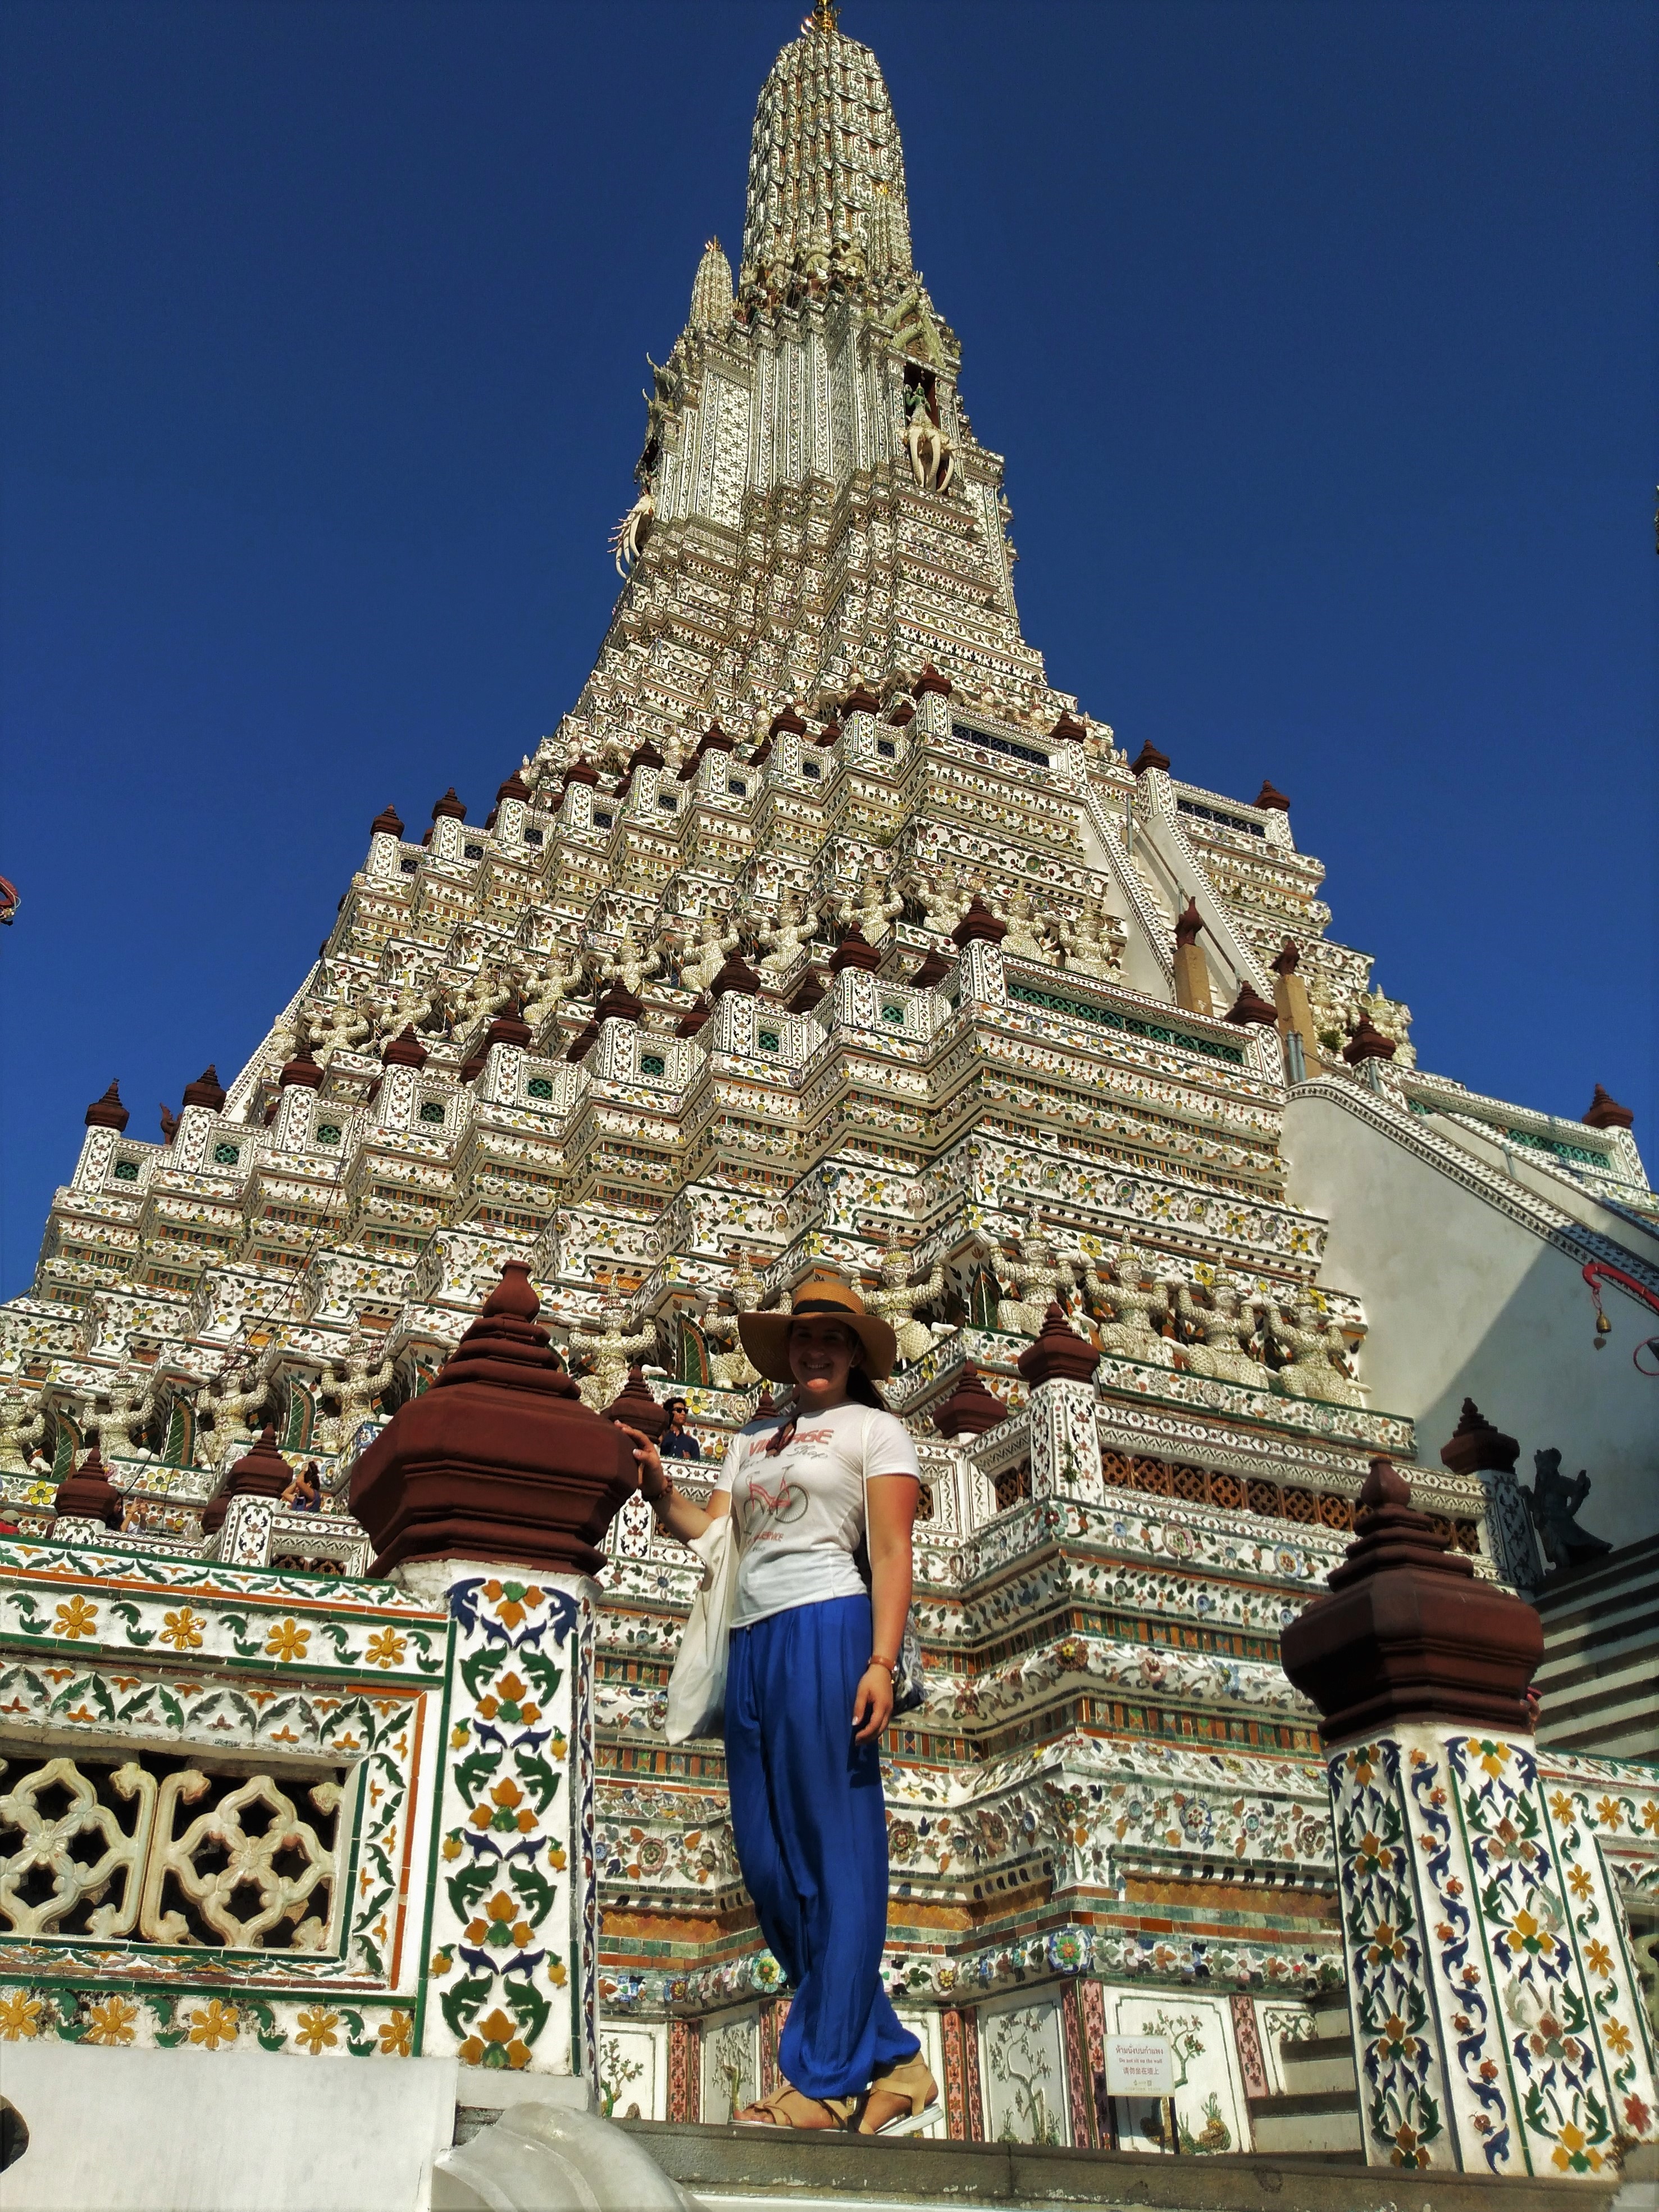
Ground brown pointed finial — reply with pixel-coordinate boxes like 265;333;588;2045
85;1081;130;1132
382;1024;429;1069
951;895;1007;948
1582;1085;1633;1131
52;1443;124;1531
1254;779;1291;812
431;788;467;822
181;1066;227;1112
1173;898;1204;949
350;1262;636;1578
1130;739;1171;777
914;663;952;698
601;1364;669;1444
1224;980;1278;1027
202;1423;293;1536
1440;1399;1519;1477
279;1043;324;1090
158;1103;179;1143
371;803;405;838
1280;1457;1543;1742
1271;940;1301;977
1017;1304;1100;1386
931;1362;1006;1438
829;924;881;974
1343;1011;1397;1064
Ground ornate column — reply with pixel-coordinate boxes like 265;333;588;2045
1018;1304;1103;1505
350;1262;635;2092
1440;1399;1542;1592
1282;1458;1658;2181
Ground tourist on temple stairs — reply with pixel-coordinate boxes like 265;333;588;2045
618;1272;937;2136
658;1398;701;1461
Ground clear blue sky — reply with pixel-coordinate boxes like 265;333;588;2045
2;0;1653;1295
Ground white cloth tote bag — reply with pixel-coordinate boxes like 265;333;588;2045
664;1513;739;1744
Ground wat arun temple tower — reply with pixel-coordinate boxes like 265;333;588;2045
3;3;1656;2181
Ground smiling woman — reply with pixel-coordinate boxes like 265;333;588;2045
616;1271;938;2137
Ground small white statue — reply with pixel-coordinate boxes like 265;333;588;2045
320;1325;399;1461
697;1256;780;1391
601;922;660;1002
0;1385;47;1474
519;945;588;1030
991;1209;1079;1336
838;862;904;948
1266;1298;1366;1407
1174;1275;1267;1386
569;1301;657;1412
1058;894;1123;980
202;1340;284;1452
901;864;969;940
1000;887;1055;965
864;1230;948;1367
677;909;740;995
1083;1245;1178;1367
756;891;814;980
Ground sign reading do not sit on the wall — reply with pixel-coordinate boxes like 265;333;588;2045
1102;2036;1175;2098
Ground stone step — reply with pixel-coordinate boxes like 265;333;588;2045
1533;1534;1659;1617
1278;2033;1357;2097
1246;2087;1364;2156
618;2117;1620;2210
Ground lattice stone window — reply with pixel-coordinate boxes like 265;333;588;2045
418;1100;445;1125
803;761;822;780
0;1742;350;1952
463;842;485;861
113;1160;140;1182
658;794;677;811
993;1462;1031;1512
212;1143;240;1167
592;811;614;830
876;739;896;759
315;1122;342;1145
881;1003;904;1027
640;1053;666;1078
527;1076;554;1100
400;855;418;874
728;779;748;798
523;826;544;845
756;1030;781;1054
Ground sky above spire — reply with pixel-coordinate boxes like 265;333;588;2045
0;1;1651;1290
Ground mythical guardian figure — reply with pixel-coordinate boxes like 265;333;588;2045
755;890;815;981
1174;1274;1266;1386
569;1301;658;1413
838;862;904;948
903;384;954;495
1058;894;1124;980
611;489;654;577
1264;1297;1366;1407
677;908;741;996
696;1255;783;1391
0;1385;47;1474
1082;1245;1178;1367
988;1210;1080;1337
863;1229;948;1368
319;1325;399;1465
601;922;661;1003
1525;1448;1612;1573
999;887;1055;965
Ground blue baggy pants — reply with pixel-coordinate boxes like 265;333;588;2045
724;1592;920;2100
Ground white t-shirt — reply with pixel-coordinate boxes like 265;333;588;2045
713;1400;922;1628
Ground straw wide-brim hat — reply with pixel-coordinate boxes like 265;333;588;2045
737;1271;897;1384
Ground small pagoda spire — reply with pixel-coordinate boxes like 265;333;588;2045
202;1423;293;1536
1254;779;1291;812
1130;739;1171;777
951;895;1006;948
1439;1398;1519;1477
601;1364;669;1444
85;1081;129;1132
279;1043;324;1090
829;924;881;974
1583;1084;1634;1131
370;803;405;838
431;788;467;822
1224;980;1278;1027
689;237;735;333
710;949;764;1000
932;1361;1006;1438
181;1066;227;1112
52;1442;123;1531
1017;1303;1099;1386
382;1025;429;1069
1343;1011;1397;1065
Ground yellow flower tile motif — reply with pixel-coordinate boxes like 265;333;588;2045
84;1996;139;2046
294;2006;340;2055
458;2006;530;2070
1584;1938;1615;1978
1593;1797;1623;1832
186;1999;239;2050
52;1595;98;1641
1604;2018;1633;2058
159;1607;204;1651
263;1617;311;1663
364;1628;407;1669
0;1991;44;2040
379;2011;414;2057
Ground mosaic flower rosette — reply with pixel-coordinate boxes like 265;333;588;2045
422;1576;586;2077
1329;1738;1450;2168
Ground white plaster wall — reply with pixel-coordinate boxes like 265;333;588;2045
0;2045;457;2212
1284;1088;1657;1542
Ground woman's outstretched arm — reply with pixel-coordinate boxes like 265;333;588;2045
614;1423;730;1544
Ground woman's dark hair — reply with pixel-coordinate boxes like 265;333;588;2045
845;1366;888;1412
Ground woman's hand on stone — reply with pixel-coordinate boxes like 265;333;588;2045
614;1422;667;1501
852;1663;894;1744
